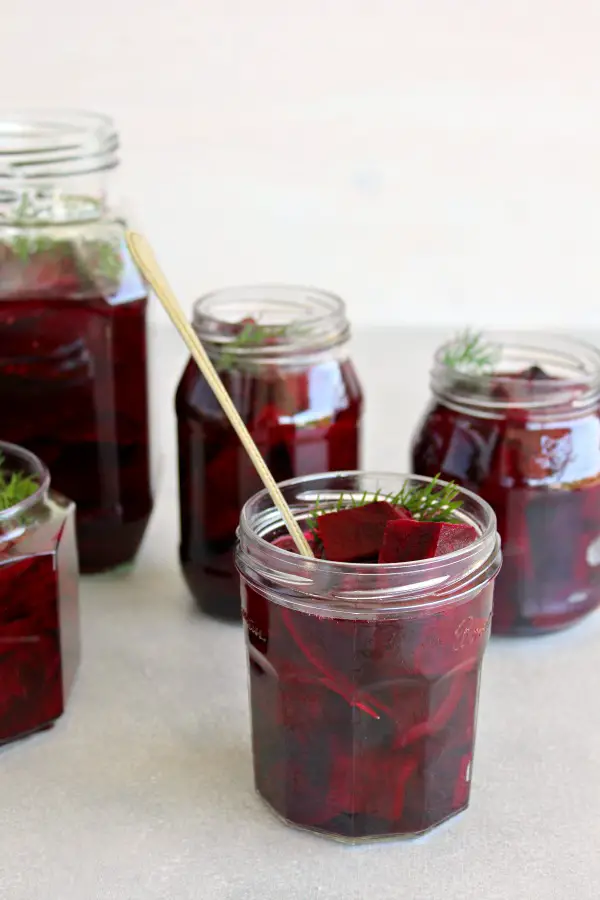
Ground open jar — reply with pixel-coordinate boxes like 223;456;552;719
176;286;363;621
411;332;600;635
236;471;500;841
0;441;80;744
0;111;154;573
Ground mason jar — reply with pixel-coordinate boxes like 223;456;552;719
0;111;154;573
176;286;363;621
411;331;600;635
236;471;500;841
0;441;80;744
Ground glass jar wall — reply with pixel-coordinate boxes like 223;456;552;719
411;332;600;635
0;111;154;573
176;286;363;621
236;472;500;841
0;441;80;744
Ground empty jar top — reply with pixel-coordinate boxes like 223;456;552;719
431;331;600;414
236;471;500;619
0;110;119;225
192;285;351;361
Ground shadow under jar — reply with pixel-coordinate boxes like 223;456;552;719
236;471;500;842
0;441;80;744
411;332;600;636
176;286;363;621
0;111;154;573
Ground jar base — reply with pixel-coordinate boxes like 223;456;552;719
492;606;599;637
181;556;242;622
77;513;152;575
255;790;468;844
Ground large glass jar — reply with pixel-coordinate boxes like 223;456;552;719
0;441;80;745
0;111;153;573
176;286;363;621
411;332;600;636
236;472;500;841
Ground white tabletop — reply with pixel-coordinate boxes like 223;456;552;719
1;326;599;900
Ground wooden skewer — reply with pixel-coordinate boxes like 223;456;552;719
126;231;314;559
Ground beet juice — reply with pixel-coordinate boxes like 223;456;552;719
0;112;153;573
0;442;80;745
176;287;363;621
236;472;500;841
411;332;600;635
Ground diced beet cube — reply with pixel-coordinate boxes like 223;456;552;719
435;523;478;555
378;519;443;563
316;501;405;563
378;519;476;563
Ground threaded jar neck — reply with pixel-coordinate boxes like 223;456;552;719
431;331;600;417
0;110;119;226
192;285;351;364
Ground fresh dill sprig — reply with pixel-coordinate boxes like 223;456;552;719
2;194;124;286
216;320;287;372
306;475;463;538
442;330;499;374
0;453;39;513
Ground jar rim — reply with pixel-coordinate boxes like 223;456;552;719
432;330;600;413
0;109;119;181
237;471;500;617
0;440;50;523
192;284;350;359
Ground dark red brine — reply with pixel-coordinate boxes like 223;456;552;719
0;112;154;573
176;287;363;620
0;442;80;745
411;332;600;635
236;472;500;841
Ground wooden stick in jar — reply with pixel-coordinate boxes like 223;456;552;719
125;231;314;559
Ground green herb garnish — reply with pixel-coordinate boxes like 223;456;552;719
217;320;287;372
2;193;124;287
306;475;463;539
442;330;499;373
0;453;39;513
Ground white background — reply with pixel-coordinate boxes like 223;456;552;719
3;0;600;329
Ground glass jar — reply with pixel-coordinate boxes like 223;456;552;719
0;441;79;744
411;332;600;636
176;285;363;621
0;111;154;573
236;472;500;841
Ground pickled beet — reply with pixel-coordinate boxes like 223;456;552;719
0;500;80;744
242;547;494;840
316;501;405;562
0;290;153;574
177;357;362;620
412;367;600;634
378;519;476;563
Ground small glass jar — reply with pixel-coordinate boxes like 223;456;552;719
0;111;154;573
0;441;80;744
411;332;600;635
176;285;363;621
236;471;500;842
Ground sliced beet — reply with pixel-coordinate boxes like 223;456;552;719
316;501;405;563
378;519;476;563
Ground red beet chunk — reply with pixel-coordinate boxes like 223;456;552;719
317;501;405;562
520;364;551;381
378;519;476;563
